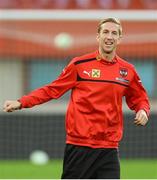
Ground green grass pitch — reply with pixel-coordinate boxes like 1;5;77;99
0;159;157;179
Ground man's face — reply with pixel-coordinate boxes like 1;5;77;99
97;22;121;54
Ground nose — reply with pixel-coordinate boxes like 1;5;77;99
106;32;113;39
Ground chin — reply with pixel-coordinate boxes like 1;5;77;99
103;47;115;54
104;49;113;54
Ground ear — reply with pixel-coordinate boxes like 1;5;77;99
96;33;100;42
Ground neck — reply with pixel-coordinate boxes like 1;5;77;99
99;48;116;62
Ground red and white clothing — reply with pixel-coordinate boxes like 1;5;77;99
19;50;150;148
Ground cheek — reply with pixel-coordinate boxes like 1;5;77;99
116;38;121;45
98;37;103;44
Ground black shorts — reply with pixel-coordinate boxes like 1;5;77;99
61;144;120;179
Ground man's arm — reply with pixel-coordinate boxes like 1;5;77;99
125;68;150;126
3;61;77;112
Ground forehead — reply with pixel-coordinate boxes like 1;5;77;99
100;22;120;32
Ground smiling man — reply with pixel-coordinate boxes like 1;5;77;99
97;18;122;57
3;18;150;179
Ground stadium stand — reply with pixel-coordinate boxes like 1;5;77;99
0;0;157;9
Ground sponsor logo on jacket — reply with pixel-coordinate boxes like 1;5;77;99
92;69;101;78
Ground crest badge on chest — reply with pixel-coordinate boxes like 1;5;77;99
119;68;128;77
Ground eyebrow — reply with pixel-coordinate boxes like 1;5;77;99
102;29;118;33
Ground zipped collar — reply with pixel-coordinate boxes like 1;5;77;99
95;50;118;65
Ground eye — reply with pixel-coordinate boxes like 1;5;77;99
112;31;118;35
102;30;108;34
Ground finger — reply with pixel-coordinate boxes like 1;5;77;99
3;106;8;112
136;112;144;120
134;113;145;124
5;105;14;112
134;118;147;126
139;114;148;124
134;120;142;125
135;110;142;118
140;116;147;123
134;117;141;123
141;118;148;126
134;118;143;125
135;117;143;124
134;120;143;126
5;109;13;112
3;101;9;109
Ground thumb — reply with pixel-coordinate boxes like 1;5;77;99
4;104;13;112
3;101;10;109
135;111;140;120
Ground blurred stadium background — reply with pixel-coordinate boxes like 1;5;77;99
0;0;157;179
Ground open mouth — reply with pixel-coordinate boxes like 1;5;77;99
105;41;114;46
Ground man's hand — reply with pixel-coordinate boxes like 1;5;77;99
134;109;148;126
3;100;21;112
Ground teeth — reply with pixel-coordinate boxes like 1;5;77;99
105;42;113;45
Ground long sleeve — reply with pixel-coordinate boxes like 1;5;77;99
124;68;150;116
19;61;77;108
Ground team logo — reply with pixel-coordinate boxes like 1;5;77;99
92;69;101;78
119;68;128;77
83;70;91;77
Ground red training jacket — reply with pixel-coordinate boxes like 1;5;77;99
19;50;150;148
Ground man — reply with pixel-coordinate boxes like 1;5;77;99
3;18;150;179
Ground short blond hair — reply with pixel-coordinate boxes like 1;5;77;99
97;18;122;36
